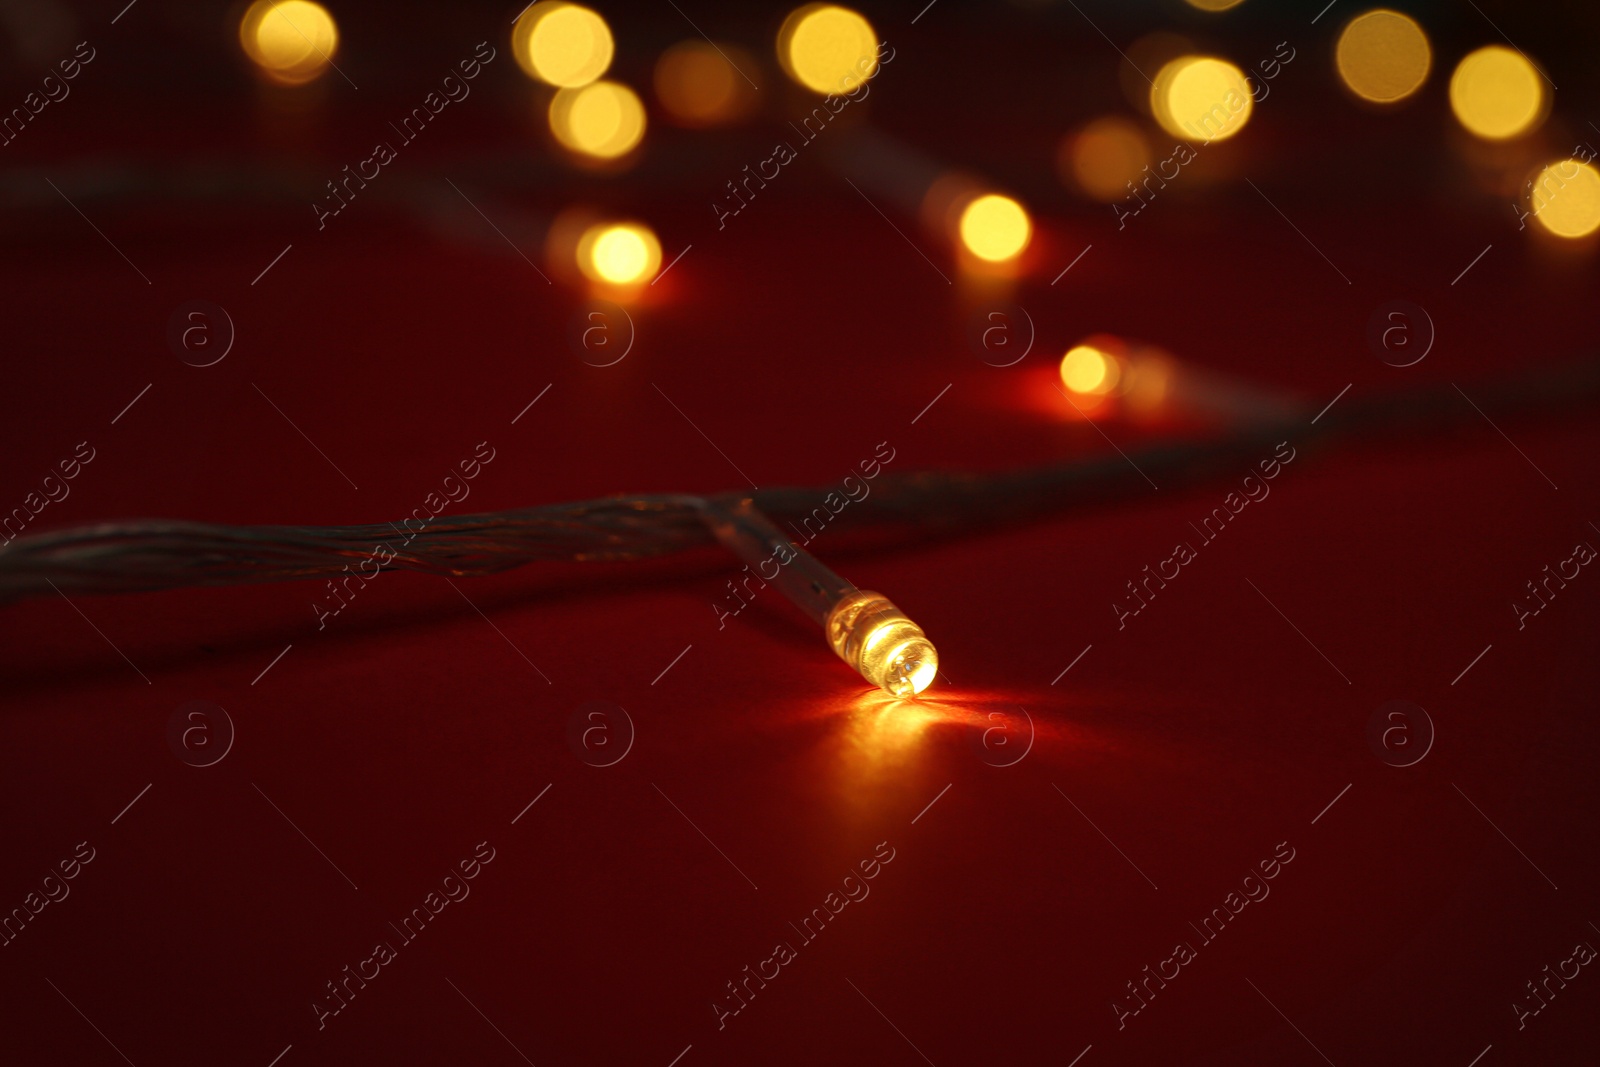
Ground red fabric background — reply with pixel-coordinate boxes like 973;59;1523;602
2;3;1598;1064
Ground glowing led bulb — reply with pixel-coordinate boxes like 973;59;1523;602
827;591;938;698
549;80;646;160
958;194;1032;262
240;0;339;87
778;4;879;96
577;221;662;285
1528;160;1600;239
699;498;939;697
1335;9;1431;103
1061;344;1121;395
1151;55;1253;142
513;1;614;88
1449;46;1545;141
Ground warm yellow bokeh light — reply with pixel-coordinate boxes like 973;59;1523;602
1184;0;1246;9
777;4;879;95
1529;160;1600;239
549;80;646;159
1064;117;1151;201
1124;353;1174;418
1060;345;1122;395
1335;9;1431;103
958;194;1031;262
1151;56;1253;142
1449;46;1544;140
513;1;613;88
577;222;662;285
654;40;758;127
240;0;338;86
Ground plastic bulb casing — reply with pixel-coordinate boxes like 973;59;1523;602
698;497;940;696
826;590;938;698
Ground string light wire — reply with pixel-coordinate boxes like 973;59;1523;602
2;362;1595;690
